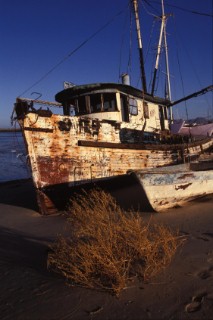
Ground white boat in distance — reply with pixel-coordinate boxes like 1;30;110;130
171;120;213;137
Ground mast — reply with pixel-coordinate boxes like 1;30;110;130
151;15;164;96
163;9;173;121
151;0;171;99
162;0;171;102
132;0;147;93
151;0;172;119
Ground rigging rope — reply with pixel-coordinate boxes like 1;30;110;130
172;15;212;118
18;7;127;97
118;2;131;82
127;8;133;78
172;16;189;121
145;18;157;92
139;0;160;17
144;18;156;64
147;0;213;18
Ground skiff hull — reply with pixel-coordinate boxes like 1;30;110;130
131;163;213;212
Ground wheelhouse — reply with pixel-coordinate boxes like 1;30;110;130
55;83;171;133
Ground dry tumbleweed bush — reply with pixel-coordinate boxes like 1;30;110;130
48;189;183;295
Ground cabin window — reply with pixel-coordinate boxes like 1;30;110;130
129;98;138;115
69;99;78;116
63;99;77;116
64;92;118;116
143;102;149;119
90;94;102;113
77;96;87;115
70;106;76;116
103;93;116;111
90;93;117;113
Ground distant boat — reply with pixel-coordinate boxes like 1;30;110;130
171;119;213;137
131;157;213;212
12;0;213;214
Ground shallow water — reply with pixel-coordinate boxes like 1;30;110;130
0;132;31;182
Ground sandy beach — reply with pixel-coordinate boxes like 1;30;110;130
0;179;213;320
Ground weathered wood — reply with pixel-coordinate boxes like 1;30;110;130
78;138;212;151
36;189;58;215
15;88;213;215
24;127;54;133
190;159;213;171
21;112;213;191
132;163;213;212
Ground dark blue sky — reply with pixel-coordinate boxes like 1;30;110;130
0;0;212;127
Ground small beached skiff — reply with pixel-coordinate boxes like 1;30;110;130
131;161;213;212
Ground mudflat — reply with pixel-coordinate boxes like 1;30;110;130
0;179;213;320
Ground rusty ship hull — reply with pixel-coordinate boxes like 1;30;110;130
22;112;213;192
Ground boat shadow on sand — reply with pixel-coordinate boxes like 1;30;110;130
0;175;154;214
0;179;39;211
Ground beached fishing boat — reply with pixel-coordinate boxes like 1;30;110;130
130;157;213;212
12;0;213;214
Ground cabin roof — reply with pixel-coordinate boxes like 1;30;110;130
55;83;170;106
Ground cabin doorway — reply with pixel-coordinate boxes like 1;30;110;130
159;106;165;131
120;95;129;122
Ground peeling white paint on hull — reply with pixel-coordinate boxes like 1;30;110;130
132;164;213;212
